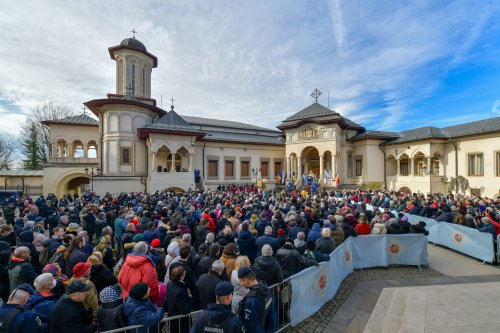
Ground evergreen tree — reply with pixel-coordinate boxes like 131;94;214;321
23;124;42;170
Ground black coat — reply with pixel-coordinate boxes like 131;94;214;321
90;264;118;294
97;299;128;332
197;270;222;309
65;247;89;278
252;256;283;286
165;281;192;333
237;230;257;264
276;243;317;278
49;295;95;333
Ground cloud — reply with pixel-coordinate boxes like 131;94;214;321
0;0;498;135
493;99;500;115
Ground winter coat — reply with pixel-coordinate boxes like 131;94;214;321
221;253;237;280
33;232;48;252
239;282;272;333
231;270;249;314
65;247;89;278
26;291;59;332
252;255;283;286
123;296;165;333
307;223;321;242
7;256;37;293
118;254;160;304
332;224;345;245
49;295;96;333
315;237;335;254
190;303;243;333
165;281;192;333
276;243;317;278
237;230;257;264
197;270;222;309
97;299;128;332
354;223;371;235
255;235;279;256
287;226;305;240
0;303;40;333
89;264;117;294
387;223;405;234
370;223;387;235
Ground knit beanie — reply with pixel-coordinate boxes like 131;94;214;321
99;285;122;303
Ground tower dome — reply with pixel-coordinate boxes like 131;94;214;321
119;37;147;51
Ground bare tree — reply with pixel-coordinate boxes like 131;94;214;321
21;101;76;168
0;133;18;170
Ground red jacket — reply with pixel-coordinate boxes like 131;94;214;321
118;254;159;304
487;215;500;235
201;212;216;233
354;223;371;235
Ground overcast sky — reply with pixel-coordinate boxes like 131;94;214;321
1;1;499;135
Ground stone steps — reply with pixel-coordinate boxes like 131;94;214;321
381;288;409;333
363;288;396;333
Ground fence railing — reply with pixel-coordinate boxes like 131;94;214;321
100;278;294;333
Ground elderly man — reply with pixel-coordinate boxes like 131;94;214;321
315;228;335;255
0;283;40;333
252;244;283;332
118;241;159;304
256;226;279;255
8;246;37;293
197;260;225;309
49;279;96;333
57;215;69;229
26;273;59;332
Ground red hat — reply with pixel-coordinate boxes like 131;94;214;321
225;200;231;206
151;239;161;248
278;229;285;236
73;262;92;278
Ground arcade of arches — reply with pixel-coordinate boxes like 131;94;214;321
286;146;337;184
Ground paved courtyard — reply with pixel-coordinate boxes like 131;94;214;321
285;244;500;333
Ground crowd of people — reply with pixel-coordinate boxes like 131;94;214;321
0;186;499;333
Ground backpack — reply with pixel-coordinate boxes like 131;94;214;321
0;307;22;333
39;247;51;267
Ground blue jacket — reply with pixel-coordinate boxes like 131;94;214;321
240;282;271;333
0;304;41;333
26;291;59;332
114;217;125;239
123;296;165;333
190;303;242;333
255;235;279;256
477;222;496;236
307;223;321;242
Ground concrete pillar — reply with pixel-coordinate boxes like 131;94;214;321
83;144;88;158
188;153;193;172
67;143;73;159
171;151;176;173
51;144;57;158
286;157;291;179
319;154;324;182
397;159;401;176
270;158;275;179
297;156;302;180
151;152;156;171
409;158;414;176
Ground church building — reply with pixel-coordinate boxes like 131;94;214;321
41;36;500;198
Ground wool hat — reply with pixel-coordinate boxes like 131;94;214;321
277;229;285;236
132;233;144;242
15;283;34;295
34;216;45;223
382;213;391;220
129;282;149;300
237;266;254;279
72;262;92;278
151;239;161;248
99;285;122;303
66;279;91;294
215;281;234;297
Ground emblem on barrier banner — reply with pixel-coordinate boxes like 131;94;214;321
318;275;327;290
389;243;400;254
345;250;350;262
454;233;462;243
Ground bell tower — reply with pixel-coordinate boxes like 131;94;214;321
108;32;158;99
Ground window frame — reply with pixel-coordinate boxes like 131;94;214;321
399;158;409;176
225;160;235;178
208;160;218;178
355;157;362;177
121;148;131;165
468;153;484;176
240;160;250;179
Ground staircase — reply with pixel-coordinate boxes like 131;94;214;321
364;287;426;333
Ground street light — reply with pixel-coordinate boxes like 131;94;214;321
84;167;101;192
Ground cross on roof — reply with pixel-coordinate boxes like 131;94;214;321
131;28;137;38
311;88;322;103
125;84;133;95
82;105;87;115
170;97;175;110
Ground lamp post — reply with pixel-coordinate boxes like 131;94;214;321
84;167;101;192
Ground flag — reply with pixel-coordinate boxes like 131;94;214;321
335;170;340;186
277;171;282;185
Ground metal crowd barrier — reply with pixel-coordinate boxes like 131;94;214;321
100;279;294;333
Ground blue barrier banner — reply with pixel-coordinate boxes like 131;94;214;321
289;234;427;326
351;234;428;268
289;238;353;326
404;214;494;263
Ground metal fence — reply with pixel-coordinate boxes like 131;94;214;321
100;278;294;333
